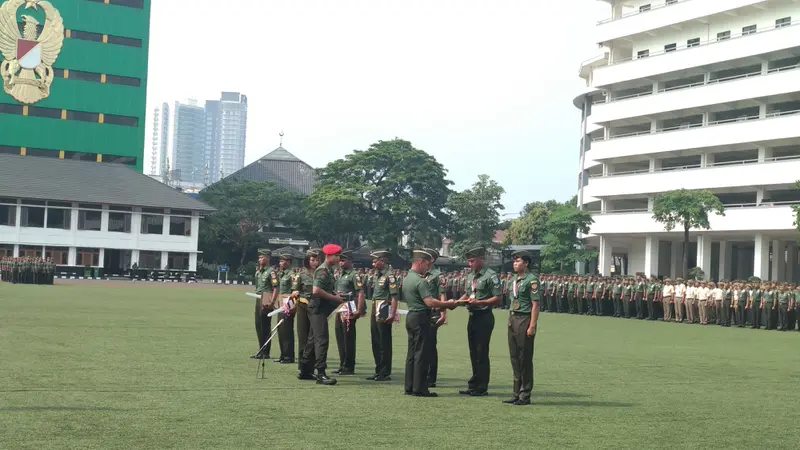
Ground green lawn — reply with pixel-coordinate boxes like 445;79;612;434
1;282;798;449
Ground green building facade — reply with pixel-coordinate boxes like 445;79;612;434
0;0;150;171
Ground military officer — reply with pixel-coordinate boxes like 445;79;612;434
292;249;321;368
274;253;296;364
252;249;277;359
458;247;502;397
298;244;345;385
424;248;447;387
503;251;539;406
366;250;399;382
333;250;365;375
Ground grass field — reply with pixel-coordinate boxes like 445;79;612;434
1;282;799;449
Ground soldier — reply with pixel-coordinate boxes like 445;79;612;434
333;250;364;375
685;280;696;324
403;249;459;397
761;282;776;330
292;249;321;368
504;251;539;406
635;275;646;319
646;276;657;320
298;244;345;385
611;278;622;317
366;250;399;382
274;253;296;364
252;249;276;360
776;284;790;331
458;247;502;397
674;278;686;323
425;248;447;388
662;279;674;322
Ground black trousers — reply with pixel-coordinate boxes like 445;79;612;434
296;304;310;369
277;312;295;361
427;324;439;384
300;311;330;374
335;314;357;371
254;298;272;357
508;313;535;402
405;311;432;395
467;310;495;393
370;302;392;377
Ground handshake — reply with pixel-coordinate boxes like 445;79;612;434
442;299;471;310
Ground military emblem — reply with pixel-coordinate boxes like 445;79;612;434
0;0;64;104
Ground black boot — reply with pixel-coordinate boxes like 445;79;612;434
316;371;337;386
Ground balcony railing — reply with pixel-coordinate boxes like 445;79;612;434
587;154;800;179
592;107;800;142
593;200;800;215
597;0;689;25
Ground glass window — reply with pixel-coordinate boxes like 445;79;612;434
139;251;161;269
637;49;649;59
77;248;100;266
167;252;190;270
104;114;139;127
21;206;45;227
717;31;731;41
169;216;191;236
0;204;15;226
776;17;791;28
108;212;132;233
639;4;650;12
141;214;163;234
45;247;69;265
106;35;142;48
0;244;12;257
78;210;102;231
664;43;676;52
687;37;700;48
20;246;42;258
742;25;757;35
46;208;71;229
106;74;141;87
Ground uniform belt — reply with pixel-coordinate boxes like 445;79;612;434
510;311;529;315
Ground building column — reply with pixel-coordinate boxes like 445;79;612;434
189;252;198;272
719;241;731;281
13;244;19;258
702;112;710;126
697;235;712;279
98;248;105;270
647;197;654;212
787;243;797;283
602;163;614;176
644;236;659;276
758;102;767;119
772;240;785;282
599;236;612;276
601;199;614;213
757;146;773;162
161;251;169;270
648;156;662;172
68;247;77;266
754;234;770;280
670;242;681;278
131;249;140;266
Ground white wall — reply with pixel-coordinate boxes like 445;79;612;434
628;238;647;274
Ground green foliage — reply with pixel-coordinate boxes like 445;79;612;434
446;174;505;258
688;266;705;281
505;200;561;246
198;179;303;267
539;204;595;273
306;139;453;250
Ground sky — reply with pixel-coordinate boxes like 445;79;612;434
145;0;610;216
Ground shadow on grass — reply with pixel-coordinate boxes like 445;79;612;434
1;406;123;412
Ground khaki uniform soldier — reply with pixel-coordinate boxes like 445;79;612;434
459;247;502;397
252;249;276;359
674;278;686;323
333;250;365;375
424;248;447;387
298;244;345;385
292;249;321;368
367;250;399;382
275;253;296;364
503;251;539;406
662;280;675;322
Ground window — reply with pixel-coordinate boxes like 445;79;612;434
67;110;99;123
637;49;649;59
106;74;141;87
104;114;139;127
0;103;23;115
77;248;100;267
167;252;190;270
139;251;161;269
169;216;191;236
742;25;757;35
664;43;677;52
639;4;651;12
110;206;133;212
45;247;69;265
20;246;42;258
108;211;131;233
46;208;71;229
717;31;731;41
666;0;678;4
0;244;12;257
0;204;15;226
687;37;700;48
78;210;102;231
104;156;138;166
69;70;103;83
776;17;791;28
107;35;142;48
21;206;45;227
70;30;104;43
141;214;163;234
28;106;62;119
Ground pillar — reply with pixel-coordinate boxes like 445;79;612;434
702;112;710;126
757;147;773;162
644;236;659;276
703;72;711;84
754;234;769;280
652;81;662;94
670;242;681;278
601;199;614;213
13;244;19;258
761;60;769;75
697;235;712;279
68;247;76;266
161;251;169;270
98;248;105;269
131;249;140;266
647;197;654;212
772;240;785;282
719;241;731;280
189;252;198;272
759;102;767;119
599;236;613;276
787;243;797;283
602;163;614;176
648;156;662;172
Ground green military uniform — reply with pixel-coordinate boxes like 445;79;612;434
646;280;657;320
368;250;399;381
333;251;362;374
462;247;502;396
762;289;776;330
751;288;762;329
635;279;646;319
275;253;296;364
403;251;437;397
612;281;622;317
299;248;340;384
777;289;790;331
253;249;276;359
424;248;443;386
505;251;539;406
292;249;319;367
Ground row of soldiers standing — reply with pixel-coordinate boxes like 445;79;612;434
0;257;56;285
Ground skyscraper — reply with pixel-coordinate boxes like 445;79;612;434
171;99;206;185
205;92;248;183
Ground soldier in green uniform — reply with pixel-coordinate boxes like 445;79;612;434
504;251;540;406
612;278;622;317
646;276;657;320
298;244;345;385
333;250;365;375
424;248;447;387
749;282;762;329
777;284;790;331
403;249;460;397
366;250;399;382
761;283;776;330
635;275;646;319
292;249;321;368
252;249;276;359
274;253;296;364
458;247;502;397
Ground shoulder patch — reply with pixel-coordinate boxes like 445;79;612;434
491;275;500;287
440;276;447;288
531;280;538;292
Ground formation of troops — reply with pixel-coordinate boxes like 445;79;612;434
0;257;56;285
251;245;540;404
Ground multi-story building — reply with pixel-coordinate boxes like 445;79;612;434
205;92;248;182
170;99;206;185
576;0;800;282
0;0;151;171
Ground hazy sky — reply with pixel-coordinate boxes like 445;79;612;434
145;0;609;215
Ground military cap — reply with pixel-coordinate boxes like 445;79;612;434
307;248;322;258
322;244;343;256
279;253;293;261
258;249;272;256
412;249;434;261
370;249;391;259
511;250;533;263
423;247;440;260
464;247;486;259
340;250;353;260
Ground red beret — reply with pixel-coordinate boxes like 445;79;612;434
322;244;342;256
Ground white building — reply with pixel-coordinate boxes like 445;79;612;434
575;0;800;282
205;92;248;183
0;155;214;273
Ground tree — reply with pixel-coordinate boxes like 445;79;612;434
199;179;303;266
505;201;561;246
309;139;453;251
651;189;725;279
539;204;595;273
446;174;505;258
791;180;800;232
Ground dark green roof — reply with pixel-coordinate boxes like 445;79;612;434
226;147;316;195
0;154;215;212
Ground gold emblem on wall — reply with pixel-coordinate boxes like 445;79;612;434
0;0;64;104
